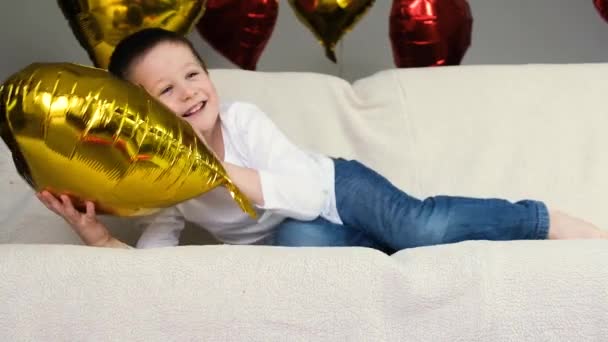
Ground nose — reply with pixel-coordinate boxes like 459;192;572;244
178;83;196;101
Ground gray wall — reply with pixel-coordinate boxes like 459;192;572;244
1;1;608;81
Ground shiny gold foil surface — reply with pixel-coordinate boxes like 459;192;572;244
0;62;256;218
58;0;206;68
288;0;375;62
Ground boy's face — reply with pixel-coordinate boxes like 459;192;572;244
127;41;219;135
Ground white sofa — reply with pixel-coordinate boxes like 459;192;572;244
1;63;607;340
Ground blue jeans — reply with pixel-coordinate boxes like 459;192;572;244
266;158;550;254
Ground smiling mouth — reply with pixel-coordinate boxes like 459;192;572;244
183;101;207;118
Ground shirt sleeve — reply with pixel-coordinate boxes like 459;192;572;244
134;206;186;248
231;102;328;220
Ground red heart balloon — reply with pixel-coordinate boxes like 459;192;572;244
594;0;608;22
389;0;473;68
196;0;278;70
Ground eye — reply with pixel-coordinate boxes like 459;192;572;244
186;71;199;79
159;85;173;96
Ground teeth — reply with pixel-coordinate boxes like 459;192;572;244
184;101;205;117
190;103;202;114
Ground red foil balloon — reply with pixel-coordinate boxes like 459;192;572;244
594;0;608;22
196;0;278;70
389;0;473;68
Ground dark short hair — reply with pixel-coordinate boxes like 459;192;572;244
108;28;207;79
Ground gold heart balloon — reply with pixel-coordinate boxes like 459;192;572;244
288;0;375;62
57;0;207;69
0;62;256;218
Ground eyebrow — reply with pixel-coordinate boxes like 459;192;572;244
151;78;167;89
149;62;201;89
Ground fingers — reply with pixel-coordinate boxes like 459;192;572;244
36;191;64;216
84;200;96;219
36;191;95;223
59;194;81;220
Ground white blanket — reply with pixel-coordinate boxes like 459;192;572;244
1;240;606;341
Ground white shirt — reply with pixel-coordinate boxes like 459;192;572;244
135;102;341;248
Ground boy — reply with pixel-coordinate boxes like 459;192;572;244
37;28;608;250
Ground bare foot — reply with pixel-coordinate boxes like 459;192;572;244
548;210;608;240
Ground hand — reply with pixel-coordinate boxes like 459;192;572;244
36;190;113;247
